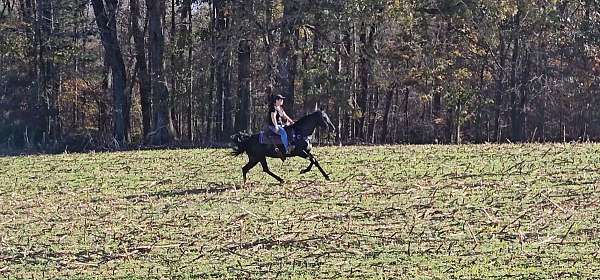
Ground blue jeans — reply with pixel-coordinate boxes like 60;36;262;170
269;125;289;153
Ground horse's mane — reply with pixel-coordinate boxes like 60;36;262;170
293;110;320;127
290;110;322;137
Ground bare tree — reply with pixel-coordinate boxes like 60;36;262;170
147;0;176;144
236;39;252;132
130;0;152;140
91;0;127;147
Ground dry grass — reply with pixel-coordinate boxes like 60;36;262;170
1;143;600;279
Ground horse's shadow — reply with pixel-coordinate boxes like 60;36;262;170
125;183;234;200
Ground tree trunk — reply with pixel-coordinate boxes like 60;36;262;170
357;22;369;142
277;0;299;114
213;0;232;141
494;27;508;142
236;39;252;132
510;6;522;142
147;0;176;144
404;87;409;142
476;57;488;143
431;21;445;142
183;0;193;142
91;0;127;147
23;0;39;142
223;53;233;138
99;58;110;136
130;0;152;141
263;0;275;97
37;0;61;144
456;103;462;144
520;49;531;141
171;0;193;141
381;87;395;143
170;0;179;138
369;86;380;143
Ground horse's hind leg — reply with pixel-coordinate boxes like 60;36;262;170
260;158;284;183
242;159;259;183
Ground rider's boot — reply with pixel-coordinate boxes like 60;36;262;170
274;145;286;162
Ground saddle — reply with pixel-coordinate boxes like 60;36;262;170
259;127;310;151
257;127;289;160
260;130;282;145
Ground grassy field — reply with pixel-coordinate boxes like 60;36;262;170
1;144;600;279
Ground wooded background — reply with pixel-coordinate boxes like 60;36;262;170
1;0;599;151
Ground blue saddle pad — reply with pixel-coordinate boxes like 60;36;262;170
259;127;298;146
259;130;284;145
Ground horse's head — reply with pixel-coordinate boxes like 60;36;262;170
315;110;336;132
293;110;335;137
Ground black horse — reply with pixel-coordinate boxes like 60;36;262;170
231;110;335;183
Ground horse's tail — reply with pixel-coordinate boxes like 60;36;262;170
230;132;252;156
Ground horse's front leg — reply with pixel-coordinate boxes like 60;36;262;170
300;158;314;174
297;149;314;174
305;151;330;181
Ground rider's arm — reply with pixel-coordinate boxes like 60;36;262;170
280;109;294;125
271;111;280;132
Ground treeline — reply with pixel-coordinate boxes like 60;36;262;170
1;0;599;151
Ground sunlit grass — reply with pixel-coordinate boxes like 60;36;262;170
1;143;600;279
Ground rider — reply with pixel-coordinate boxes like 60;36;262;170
267;94;294;154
